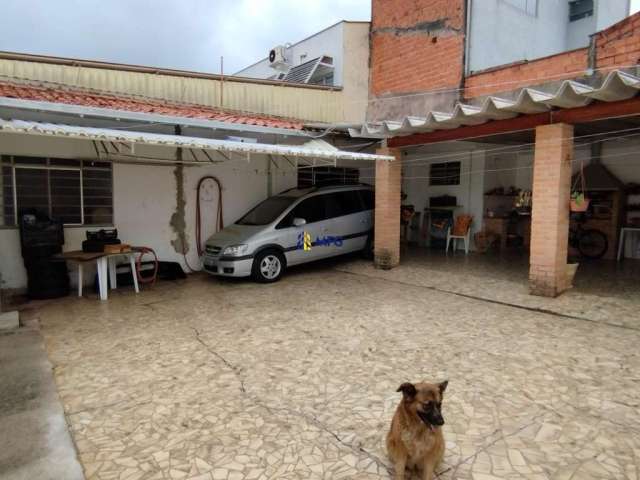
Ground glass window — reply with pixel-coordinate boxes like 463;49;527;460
277;195;325;228
50;169;81;224
82;167;113;225
569;0;593;22
1;156;113;226
323;193;344;219
290;196;325;224
15;168;49;215
1;162;14;226
430;161;461;186
236;196;296;226
298;166;359;188
359;190;375;210
333;191;365;216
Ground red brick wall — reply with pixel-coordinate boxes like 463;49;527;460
374;148;402;268
463;12;640;100
595;13;640;69
529;123;573;297
464;49;589;98
370;0;466;97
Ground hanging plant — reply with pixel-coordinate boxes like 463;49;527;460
570;162;590;212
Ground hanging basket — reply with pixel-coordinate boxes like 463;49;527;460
570;162;590;213
570;193;590;212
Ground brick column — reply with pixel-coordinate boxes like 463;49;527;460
374;147;402;269
529;123;573;297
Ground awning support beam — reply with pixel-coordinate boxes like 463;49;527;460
388;96;640;148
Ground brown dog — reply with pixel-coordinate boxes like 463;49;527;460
386;380;448;480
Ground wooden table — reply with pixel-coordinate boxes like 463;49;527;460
617;227;640;261
57;250;139;300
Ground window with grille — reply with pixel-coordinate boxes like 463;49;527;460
0;156;113;226
429;161;461;186
297;166;359;188
569;0;593;22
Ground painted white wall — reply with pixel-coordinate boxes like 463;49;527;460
596;0;631;30
401;136;640;254
236;22;346;84
0;133;298;291
567;14;596;50
235;21;370;123
341;22;371;123
402;143;486;249
467;0;630;73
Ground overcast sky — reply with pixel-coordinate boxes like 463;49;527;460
1;0;371;75
3;1;639;76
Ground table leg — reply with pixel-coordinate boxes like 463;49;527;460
128;254;140;294
77;263;83;298
617;229;626;262
97;257;108;301
108;256;118;290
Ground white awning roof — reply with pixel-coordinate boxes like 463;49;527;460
0;118;394;163
351;69;640;138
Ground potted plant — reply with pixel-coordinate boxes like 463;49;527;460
570;162;590;212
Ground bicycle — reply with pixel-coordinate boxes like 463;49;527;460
568;213;608;259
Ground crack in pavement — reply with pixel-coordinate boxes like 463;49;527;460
437;410;550;479
192;326;246;393
335;268;640;332
190;326;393;475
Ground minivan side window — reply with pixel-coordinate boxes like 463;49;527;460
335;191;364;216
359;190;374;210
276;196;324;228
323;193;344;219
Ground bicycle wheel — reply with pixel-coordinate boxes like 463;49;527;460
577;229;608;259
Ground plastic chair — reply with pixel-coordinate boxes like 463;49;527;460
446;215;473;254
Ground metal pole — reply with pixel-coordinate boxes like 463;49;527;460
220;56;224;108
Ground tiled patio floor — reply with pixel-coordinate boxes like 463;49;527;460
25;254;640;479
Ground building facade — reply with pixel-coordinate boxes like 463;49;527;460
369;0;632;120
235;21;371;123
364;0;640;297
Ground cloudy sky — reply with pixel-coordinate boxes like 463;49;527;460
3;0;639;76
1;0;371;75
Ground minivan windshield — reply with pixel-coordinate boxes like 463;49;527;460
236;196;297;226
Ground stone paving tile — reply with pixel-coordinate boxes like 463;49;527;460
338;251;640;329
25;262;640;480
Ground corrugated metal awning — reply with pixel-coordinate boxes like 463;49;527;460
0;118;394;163
351;70;640;138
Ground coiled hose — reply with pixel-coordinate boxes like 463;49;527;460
183;175;223;272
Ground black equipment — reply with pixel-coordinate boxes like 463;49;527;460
82;228;121;253
19;210;69;299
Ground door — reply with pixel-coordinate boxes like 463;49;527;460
326;190;371;254
279;195;330;266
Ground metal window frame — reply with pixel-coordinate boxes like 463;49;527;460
429;161;462;187
1;155;113;227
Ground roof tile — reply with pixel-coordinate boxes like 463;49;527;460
0;81;304;130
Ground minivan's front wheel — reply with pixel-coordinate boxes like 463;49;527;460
252;250;286;283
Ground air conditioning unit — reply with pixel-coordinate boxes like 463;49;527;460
268;45;290;71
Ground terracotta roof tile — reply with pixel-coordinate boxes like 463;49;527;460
0;81;305;130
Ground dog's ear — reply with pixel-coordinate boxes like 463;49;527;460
396;382;417;399
439;380;449;395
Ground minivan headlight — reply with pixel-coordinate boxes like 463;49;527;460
222;244;249;257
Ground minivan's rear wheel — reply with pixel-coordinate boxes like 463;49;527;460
252;250;286;283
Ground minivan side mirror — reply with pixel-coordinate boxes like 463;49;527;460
292;217;307;227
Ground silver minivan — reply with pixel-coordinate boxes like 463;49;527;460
203;185;374;282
